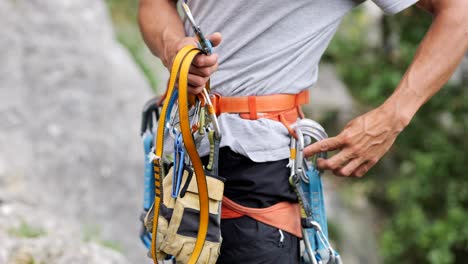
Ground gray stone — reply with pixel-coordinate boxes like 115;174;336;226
0;201;131;264
304;64;356;125
0;0;152;262
451;55;468;85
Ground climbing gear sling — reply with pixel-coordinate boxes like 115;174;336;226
139;4;225;263
289;119;342;264
144;45;223;264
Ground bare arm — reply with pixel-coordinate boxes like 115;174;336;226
138;0;222;94
138;0;184;66
389;0;468;123
304;0;468;177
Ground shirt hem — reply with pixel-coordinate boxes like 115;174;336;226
380;0;419;15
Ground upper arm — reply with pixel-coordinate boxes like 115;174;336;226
416;0;435;13
416;0;468;15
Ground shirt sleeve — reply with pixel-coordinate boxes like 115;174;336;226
371;0;419;14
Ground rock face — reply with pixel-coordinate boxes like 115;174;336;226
451;55;468;85
0;0;151;263
304;64;355;126
0;201;131;264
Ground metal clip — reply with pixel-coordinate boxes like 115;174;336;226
172;133;185;198
200;90;221;139
278;229;285;248
147;147;160;163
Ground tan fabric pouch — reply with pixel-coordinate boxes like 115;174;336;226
145;168;224;263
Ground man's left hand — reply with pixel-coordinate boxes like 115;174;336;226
303;104;407;177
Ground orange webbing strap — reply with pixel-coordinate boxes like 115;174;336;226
151;45;209;264
210;90;309;115
221;197;303;238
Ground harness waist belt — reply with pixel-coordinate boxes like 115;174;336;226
210;90;309;135
210;90;309;118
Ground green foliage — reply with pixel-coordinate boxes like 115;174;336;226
8;221;47;238
327;6;468;264
106;0;138;24
116;27;159;90
83;225;124;253
106;0;160;91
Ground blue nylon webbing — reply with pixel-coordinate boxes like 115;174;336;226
141;130;155;249
172;133;185;198
165;89;179;129
140;89;180;249
143;131;156;211
302;166;341;263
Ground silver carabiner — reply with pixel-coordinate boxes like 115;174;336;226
200;90;222;139
290;119;328;183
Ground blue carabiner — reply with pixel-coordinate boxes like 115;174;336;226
172;133;185;198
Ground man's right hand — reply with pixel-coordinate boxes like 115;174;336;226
163;32;223;95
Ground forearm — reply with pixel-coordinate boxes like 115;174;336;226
382;1;468;127
138;0;185;66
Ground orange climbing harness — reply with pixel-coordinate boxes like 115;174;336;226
209;90;309;238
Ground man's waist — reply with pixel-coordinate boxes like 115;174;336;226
206;89;309;137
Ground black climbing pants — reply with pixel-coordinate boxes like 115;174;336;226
217;216;300;264
209;147;301;264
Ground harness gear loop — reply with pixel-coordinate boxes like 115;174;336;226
222;197;302;238
150;45;210;264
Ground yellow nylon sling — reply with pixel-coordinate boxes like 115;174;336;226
151;45;210;264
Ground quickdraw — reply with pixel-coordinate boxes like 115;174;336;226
172;132;185;198
289;119;343;264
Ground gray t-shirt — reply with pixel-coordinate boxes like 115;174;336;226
183;0;418;162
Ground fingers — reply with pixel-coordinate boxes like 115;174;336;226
187;49;219;95
352;163;369;178
303;107;401;178
303;136;344;158
323;157;377;178
187;85;205;95
192;53;218;68
333;158;363;177
352;159;377;177
190;61;218;77
319;157;374;178
187;74;208;95
316;150;357;171
166;34;221;95
187;71;208;86
207;32;222;47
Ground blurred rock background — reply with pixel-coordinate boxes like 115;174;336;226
0;0;149;263
1;0;467;264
